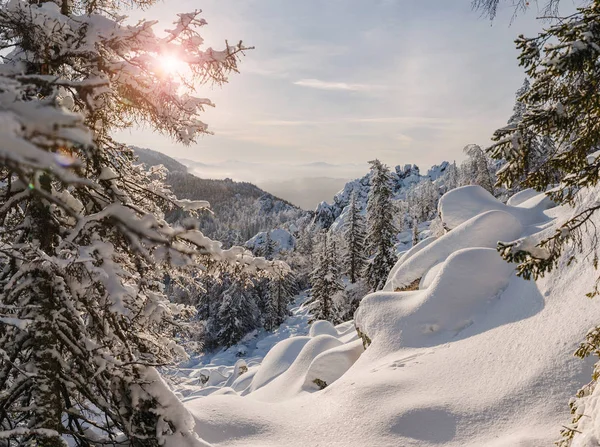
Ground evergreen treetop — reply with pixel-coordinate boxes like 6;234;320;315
343;190;367;284
0;1;281;445
365;159;398;292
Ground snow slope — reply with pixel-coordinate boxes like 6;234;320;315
183;185;600;447
245;228;296;254
171;293;312;400
317;163;449;232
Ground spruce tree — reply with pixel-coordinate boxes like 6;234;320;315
217;277;259;348
0;1;265;445
365;160;398;291
344;190;367;283
412;218;420;247
462;144;495;195
479;4;600;443
309;233;343;322
262;231;276;260
444;161;460;192
269;269;297;327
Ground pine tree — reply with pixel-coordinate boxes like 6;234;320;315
0;2;262;445
479;4;600;443
309;233;343;322
262;231;276;260
412;218;420;246
269;269;297;327
407;180;439;222
444;161;460;192
217;277;259;348
462;144;495;195
344;190;367;283
507;78;530;126
504;78;559;190
365;160;398;291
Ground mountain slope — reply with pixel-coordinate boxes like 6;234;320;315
181;185;600;446
132;147;309;245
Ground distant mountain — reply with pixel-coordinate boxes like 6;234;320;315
132;147;310;246
133;146;188;173
258;177;349;211
175;158;371;209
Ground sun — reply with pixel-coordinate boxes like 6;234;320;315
157;54;187;76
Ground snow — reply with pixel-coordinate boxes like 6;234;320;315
319;163;447;233
245;228;296;254
384;209;523;291
357;247;516;351
178;185;600;447
506;187;542;207
439;185;555;230
172;294;313;399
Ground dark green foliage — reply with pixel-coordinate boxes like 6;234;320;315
261;231;277;260
216;278;259;348
480;3;600;444
485;1;600;291
309;233;344;323
343;191;367;283
365;160;398;292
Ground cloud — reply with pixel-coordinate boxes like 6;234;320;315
395;133;414;146
353;116;454;127
294;78;380;91
253;120;320;126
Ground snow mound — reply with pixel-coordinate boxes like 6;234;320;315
384;210;522;291
302;339;364;391
506;187;541;207
439;185;554;229
356;247;515;353
246;336;311;394
184;186;600;447
309;320;339;337
245;228;295;253
250;335;344;402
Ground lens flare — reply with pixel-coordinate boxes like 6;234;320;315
158;54;187;76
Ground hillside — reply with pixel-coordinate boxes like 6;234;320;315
132;147;310;245
313;162;450;230
174;185;600;446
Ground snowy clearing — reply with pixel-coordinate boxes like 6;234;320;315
179;185;600;446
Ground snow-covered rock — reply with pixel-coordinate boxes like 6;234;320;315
439;185;555;230
245;228;296;254
383;209;523;291
318;162;450;233
183;186;600;447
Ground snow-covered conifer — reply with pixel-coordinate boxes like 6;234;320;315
0;1;273;445
217;277;259;348
412;218;420;246
269;269;297;327
444;161;459;192
461;144;495;195
407;180;439;223
365;160;398;291
262;231;276;260
343;191;367;283
309;233;343;322
479;6;600;442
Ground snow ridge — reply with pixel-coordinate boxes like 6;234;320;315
182;185;600;447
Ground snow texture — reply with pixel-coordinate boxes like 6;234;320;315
245;228;296;254
181;186;600;447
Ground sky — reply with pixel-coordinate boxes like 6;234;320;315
116;0;571;209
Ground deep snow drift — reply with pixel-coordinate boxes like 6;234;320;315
182;185;600;446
